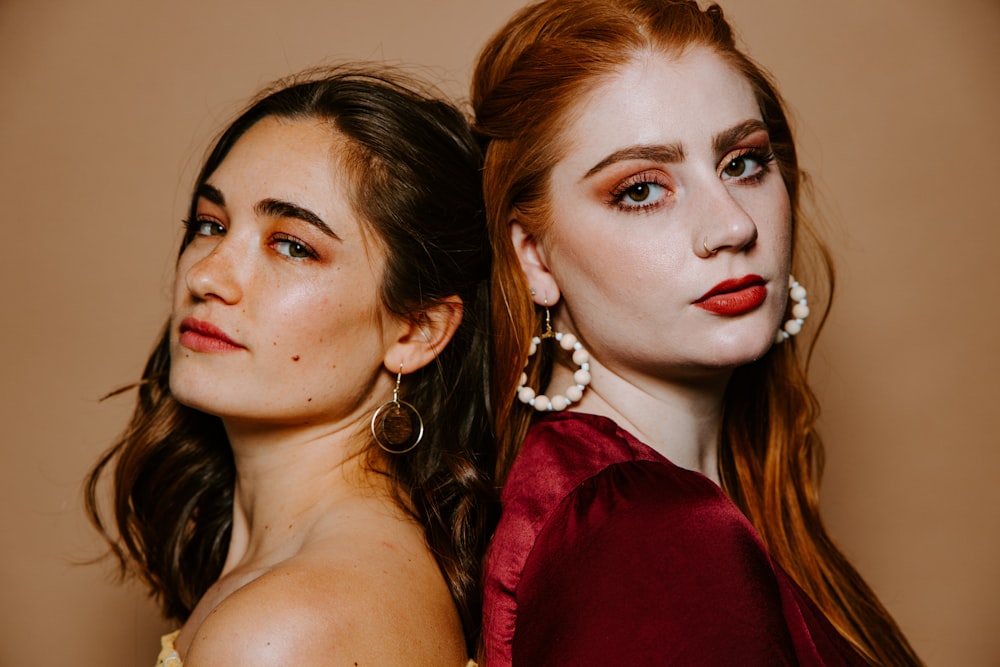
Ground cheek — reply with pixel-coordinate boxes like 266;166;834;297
775;205;794;272
765;184;793;239
269;290;380;361
544;212;624;281
740;184;793;265
270;294;336;345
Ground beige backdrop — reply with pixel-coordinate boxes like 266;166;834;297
1;1;997;665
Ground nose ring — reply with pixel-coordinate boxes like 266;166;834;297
702;237;719;256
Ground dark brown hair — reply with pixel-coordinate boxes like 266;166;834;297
86;66;498;653
472;1;921;664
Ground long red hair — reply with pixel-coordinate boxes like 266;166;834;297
471;1;921;664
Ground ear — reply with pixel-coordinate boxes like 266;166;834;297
511;220;561;306
383;295;464;374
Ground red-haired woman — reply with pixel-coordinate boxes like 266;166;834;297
472;1;921;665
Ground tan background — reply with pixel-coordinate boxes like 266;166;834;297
1;1;997;665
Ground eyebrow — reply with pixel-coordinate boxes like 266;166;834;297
584;144;685;178
712;119;769;156
256;199;340;240
583;118;770;179
197;183;226;206
195;184;340;240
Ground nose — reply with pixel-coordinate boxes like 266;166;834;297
694;184;759;258
182;240;243;305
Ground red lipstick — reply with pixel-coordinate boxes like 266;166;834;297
694;275;767;316
178;317;245;352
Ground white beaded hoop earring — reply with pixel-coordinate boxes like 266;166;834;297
515;305;592;412
774;275;810;343
371;366;424;454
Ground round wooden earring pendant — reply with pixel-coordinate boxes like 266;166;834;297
371;398;424;454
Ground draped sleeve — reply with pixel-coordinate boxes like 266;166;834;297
483;412;867;667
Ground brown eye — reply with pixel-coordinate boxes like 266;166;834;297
723;157;749;178
612;178;667;210
625;183;651;202
720;150;774;182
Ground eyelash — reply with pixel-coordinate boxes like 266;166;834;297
608;170;671;212
183;217;225;238
270;232;317;260
606;147;776;213
182;218;318;260
719;148;776;184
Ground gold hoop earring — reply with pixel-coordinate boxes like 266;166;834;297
371;366;424;454
515;304;591;412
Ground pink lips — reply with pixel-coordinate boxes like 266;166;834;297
178;317;245;352
694;275;767;316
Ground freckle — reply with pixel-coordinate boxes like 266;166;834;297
288;523;293;529
291;355;300;362
307;398;312;402
273;341;277;346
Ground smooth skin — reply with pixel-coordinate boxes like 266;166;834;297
514;47;793;482
168;116;467;666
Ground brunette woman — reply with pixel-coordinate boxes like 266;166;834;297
472;1;921;665
87;67;496;666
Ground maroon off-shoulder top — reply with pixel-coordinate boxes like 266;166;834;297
482;411;868;666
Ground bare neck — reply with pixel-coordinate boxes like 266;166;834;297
551;356;730;483
220;415;390;575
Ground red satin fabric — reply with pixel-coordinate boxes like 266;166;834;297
482;412;868;666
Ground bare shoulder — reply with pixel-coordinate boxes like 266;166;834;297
183;517;467;666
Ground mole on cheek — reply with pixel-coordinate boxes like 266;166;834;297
291;355;300;362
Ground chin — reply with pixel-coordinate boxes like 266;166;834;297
706;325;780;367
168;366;219;415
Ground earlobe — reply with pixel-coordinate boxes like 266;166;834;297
383;296;464;374
510;220;561;306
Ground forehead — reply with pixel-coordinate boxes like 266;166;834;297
206;116;373;239
557;47;761;165
212;116;342;189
